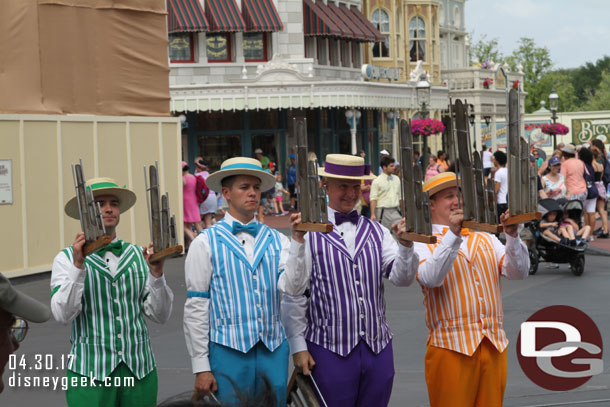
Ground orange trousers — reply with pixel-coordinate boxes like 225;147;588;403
425;338;507;407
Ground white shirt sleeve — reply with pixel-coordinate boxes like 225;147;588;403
380;225;419;286
184;233;213;374
142;272;174;324
50;251;86;324
415;231;463;288
280;293;308;355
496;233;530;280
277;237;311;296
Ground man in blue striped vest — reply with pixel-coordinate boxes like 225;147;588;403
279;154;419;407
184;157;300;406
51;178;174;407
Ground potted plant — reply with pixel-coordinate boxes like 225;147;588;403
541;123;569;136
411;118;445;137
483;78;493;89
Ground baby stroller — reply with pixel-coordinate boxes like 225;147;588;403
522;198;586;276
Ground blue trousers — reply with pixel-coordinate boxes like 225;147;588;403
209;340;289;407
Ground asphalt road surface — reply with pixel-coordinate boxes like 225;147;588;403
3;252;609;407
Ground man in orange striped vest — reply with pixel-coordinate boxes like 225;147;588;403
414;172;529;407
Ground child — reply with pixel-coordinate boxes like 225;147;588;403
561;212;590;244
273;173;289;215
540;210;575;245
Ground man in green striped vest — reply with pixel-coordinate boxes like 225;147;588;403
51;177;174;407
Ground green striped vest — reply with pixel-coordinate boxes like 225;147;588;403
59;243;156;380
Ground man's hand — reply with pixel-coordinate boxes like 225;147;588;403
293;351;316;375
392;218;413;248
499;210;518;238
72;232;86;270
448;209;464;236
370;213;377;221
291;213;306;243
193;371;218;400
143;243;164;278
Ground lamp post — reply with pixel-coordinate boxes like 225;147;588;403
549;89;559;150
345;109;362;155
416;74;431;166
468;104;476;150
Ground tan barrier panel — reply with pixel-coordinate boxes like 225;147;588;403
0;115;182;277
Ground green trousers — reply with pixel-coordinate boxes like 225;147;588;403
66;363;158;407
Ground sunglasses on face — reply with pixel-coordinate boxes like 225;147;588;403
3;318;28;343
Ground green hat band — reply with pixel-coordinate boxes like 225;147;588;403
87;182;127;191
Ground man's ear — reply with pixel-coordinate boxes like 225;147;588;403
221;186;230;200
428;195;436;212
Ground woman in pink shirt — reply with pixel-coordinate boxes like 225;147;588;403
560;144;586;201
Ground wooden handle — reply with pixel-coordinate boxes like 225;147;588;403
462;221;504;234
402;232;437;244
295;223;334;233
504;212;541;226
83;236;113;256
149;245;183;264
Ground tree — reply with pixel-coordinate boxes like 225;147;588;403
469;33;503;65
531;70;579;113
505;38;553;112
572;56;610;104
583;70;610;111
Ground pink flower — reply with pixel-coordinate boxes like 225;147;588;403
541;123;569;136
411;118;445;137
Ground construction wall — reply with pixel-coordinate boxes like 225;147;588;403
0;115;183;278
0;0;169;116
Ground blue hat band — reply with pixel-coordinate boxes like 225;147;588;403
222;163;263;171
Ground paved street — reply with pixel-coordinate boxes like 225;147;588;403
3;227;610;406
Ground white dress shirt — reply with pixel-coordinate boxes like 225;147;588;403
183;212;296;374
278;207;419;354
50;237;174;325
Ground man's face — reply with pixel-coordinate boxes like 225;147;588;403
429;187;460;225
383;162;396;175
324;178;361;214
222;175;261;216
95;194;121;231
0;309;18;393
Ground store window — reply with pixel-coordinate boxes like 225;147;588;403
409;16;426;62
243;32;268;62
317;38;328;64
169;33;195;63
352;42;361;66
371;8;390;58
207;33;232;62
341;41;350;67
198;135;242;171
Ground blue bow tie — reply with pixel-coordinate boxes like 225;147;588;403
232;221;259;237
335;210;359;226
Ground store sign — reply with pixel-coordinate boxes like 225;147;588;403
361;64;400;82
482;120;551;148
0;159;13;205
572;118;610;144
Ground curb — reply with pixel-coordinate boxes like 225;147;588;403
585;245;610;257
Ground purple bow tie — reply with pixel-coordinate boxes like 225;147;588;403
335;210;358;226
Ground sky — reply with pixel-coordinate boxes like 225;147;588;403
466;0;610;69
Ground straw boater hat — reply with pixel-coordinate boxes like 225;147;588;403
206;157;276;193
318;154;376;180
64;177;137;219
423;172;460;197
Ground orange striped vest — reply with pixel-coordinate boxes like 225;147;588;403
417;227;507;356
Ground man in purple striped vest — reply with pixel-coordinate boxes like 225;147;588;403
278;154;419;406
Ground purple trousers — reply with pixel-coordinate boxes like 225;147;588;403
308;340;395;407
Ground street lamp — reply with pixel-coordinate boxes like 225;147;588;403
416;74;431;165
387;111;400;159
468;104;476;150
549;89;559;149
484;115;491;127
345;109;362;155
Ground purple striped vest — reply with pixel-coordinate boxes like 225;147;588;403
306;217;394;356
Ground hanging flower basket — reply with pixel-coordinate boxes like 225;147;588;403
483;78;493;89
541;123;569;136
411;118;445;137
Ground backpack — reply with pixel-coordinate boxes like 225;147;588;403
195;175;209;204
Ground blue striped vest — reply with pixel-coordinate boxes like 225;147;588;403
307;217;394;356
205;221;286;353
59;244;155;380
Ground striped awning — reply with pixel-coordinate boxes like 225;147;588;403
322;2;354;39
242;0;283;32
327;3;366;41
205;0;245;32
167;0;208;34
338;4;375;42
349;5;384;42
303;0;341;37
